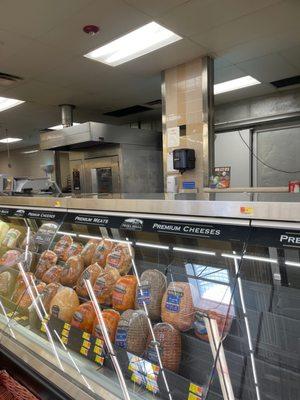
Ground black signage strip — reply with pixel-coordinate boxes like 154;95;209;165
0;207;66;222
249;227;300;249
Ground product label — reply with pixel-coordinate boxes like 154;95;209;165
120;218;144;231
137;284;151;305
93;277;106;296
113;284;126;305
51;305;60;318
115;328;128;349
107;251;121;269
146;341;162;365
72;311;83;324
165;288;183;312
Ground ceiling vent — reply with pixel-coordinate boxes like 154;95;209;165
270;75;300;88
103;105;152;117
0;72;23;87
145;99;162;106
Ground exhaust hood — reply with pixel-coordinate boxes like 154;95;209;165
40;122;161;151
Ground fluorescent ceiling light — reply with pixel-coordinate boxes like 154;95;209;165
173;246;216;256
84;21;182;66
285;260;300;267
22;149;39;154
214;75;260;95
135;241;169;250
0;137;22;144
49;123;80;130
57;231;77;237
0;96;25;112
221;253;277;264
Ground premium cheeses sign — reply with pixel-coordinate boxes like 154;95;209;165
25;210;64;221
151;221;221;237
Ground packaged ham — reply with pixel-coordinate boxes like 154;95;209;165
112;275;137;312
60;255;84;287
145;323;181;372
92;309;120;343
92;239;115;267
161;282;195;332
18;250;33;271
2;228;22;249
194;308;233;341
53;235;73;262
81;239;100;267
76;262;102;298
19;281;46;309
41;283;61;313
35;250;57;279
0;250;21;268
50;287;80;323
21;232;37;252
0;271;15;297
66;242;83;259
93;265;120;305
135;269;167;321
35;222;58;245
106;243;133;275
115;310;149;356
42;265;63;284
12;273;33;304
71;301;96;333
0;221;9;245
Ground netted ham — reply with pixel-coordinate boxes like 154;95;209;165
135;269;167;320
161;282;195;331
112;275;137;312
115;309;149;355
76;262;103;298
42;265;63;284
53;235;73;262
92;239;115;267
50;287;80;323
93;265;120;305
145;323;181;372
35;250;57;280
71;301;96;333
81;239;100;267
92;309;120;343
106;243;133;275
60;255;84;287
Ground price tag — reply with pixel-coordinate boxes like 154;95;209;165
82;332;91;340
61;336;68;345
188;394;201;400
95;338;104;347
61;329;69;337
82;340;91;349
93;345;102;355
94;355;104;365
40;316;50;333
188;383;204;399
80;347;88;356
64;323;71;331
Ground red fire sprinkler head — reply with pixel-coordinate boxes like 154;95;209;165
83;25;100;36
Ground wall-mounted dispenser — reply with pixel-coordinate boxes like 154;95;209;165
173;149;196;174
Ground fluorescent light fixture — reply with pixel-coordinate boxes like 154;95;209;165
0;96;25;112
49;122;80;130
135;241;169;250
214;75;260;95
78;234;102;240
221;253;277;264
0;137;22;144
173;246;216;256
285;260;300;267
57;231;77;237
84;21;182;67
106;238;133;245
22;149;39;154
221;253;241;260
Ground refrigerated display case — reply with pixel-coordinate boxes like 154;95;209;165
0;196;299;400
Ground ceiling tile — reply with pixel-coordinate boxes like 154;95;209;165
280;45;300;69
159;0;281;37
124;0;189;17
214;65;246;84
0;30;34;61
236;54;298;83
215;83;275;105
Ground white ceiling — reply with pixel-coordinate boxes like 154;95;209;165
0;0;300;148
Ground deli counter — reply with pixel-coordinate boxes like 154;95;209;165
0;196;299;400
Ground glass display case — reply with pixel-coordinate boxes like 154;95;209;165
0;196;299;400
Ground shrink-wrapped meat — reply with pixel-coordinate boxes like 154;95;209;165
50;287;80;323
0;271;15;297
112;275;137;312
115;310;149;356
21;232;37;252
194;309;233;341
81;239;100;267
106;243;133;275
42;265;63;284
92;239;114;267
71;301;96;333
0;221;9;245
12;273;33;304
92;309;120;343
93;265;120;305
41;282;61;313
53;235;73;262
60;255;84;287
0;250;21;268
135;269;167;320
66;242;83;259
19;281;46;309
2;228;22;248
35;250;57;279
145;323;181;372
76;262;102;298
161;282;195;331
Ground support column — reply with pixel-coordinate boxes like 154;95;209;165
162;56;214;195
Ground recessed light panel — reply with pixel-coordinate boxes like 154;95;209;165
0;97;25;112
0;138;22;143
214;75;260;95
84;22;182;66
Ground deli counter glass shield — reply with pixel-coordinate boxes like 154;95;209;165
0;198;299;400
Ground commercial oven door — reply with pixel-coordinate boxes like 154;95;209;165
84;156;120;194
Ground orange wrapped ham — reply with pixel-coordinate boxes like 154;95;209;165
42;265;63;284
50;287;80;323
112;275;137;312
76;262;102;298
53;235;73;262
92;309;120;343
35;250;57;280
18;281;46;309
60;255;84;287
41;283;61;313
194;309;233;341
93;265;120;305
92;239;114;267
66;242;83;259
106;243;133;275
161;282;195;332
71;301;96;333
12;273;33;304
81;239;100;267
